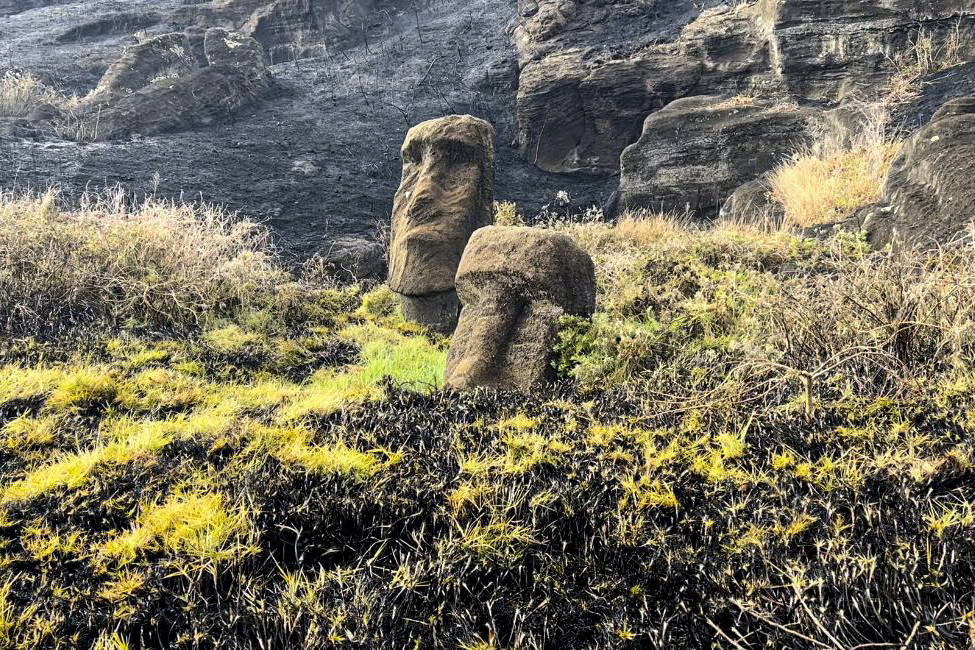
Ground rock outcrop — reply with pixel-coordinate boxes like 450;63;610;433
174;0;415;63
318;235;386;281
514;0;975;176
79;28;271;141
514;2;778;175
618;96;813;217
719;172;784;226
388;115;496;334
768;0;975;103
86;33;195;105
446;226;596;392
868;97;975;248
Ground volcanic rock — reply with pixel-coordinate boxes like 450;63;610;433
618;96;812;217
388;115;496;334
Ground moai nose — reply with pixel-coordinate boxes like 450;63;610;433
448;293;523;389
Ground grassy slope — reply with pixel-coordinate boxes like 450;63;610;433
1;195;975;648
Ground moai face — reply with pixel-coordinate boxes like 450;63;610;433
445;226;596;392
388;115;495;298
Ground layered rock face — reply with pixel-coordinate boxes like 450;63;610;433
768;0;975;102
446;226;596;392
77;28;271;141
514;0;975;177
864;96;975;248
618;96;813;217
388;115;496;334
175;0;413;63
515;1;777;175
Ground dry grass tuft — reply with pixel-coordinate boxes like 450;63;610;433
770;105;902;227
887;27;963;104
0;189;287;334
0;72;59;118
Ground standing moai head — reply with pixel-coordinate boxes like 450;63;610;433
388;115;495;334
445;226;596;392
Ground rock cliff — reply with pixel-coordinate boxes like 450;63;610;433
1;0;974;254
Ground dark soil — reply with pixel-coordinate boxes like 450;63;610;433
0;0;617;259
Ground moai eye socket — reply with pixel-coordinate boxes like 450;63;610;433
403;141;424;165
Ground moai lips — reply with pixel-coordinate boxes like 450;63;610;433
388;115;495;334
446;226;596;392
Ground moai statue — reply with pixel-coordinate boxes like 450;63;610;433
388;115;495;334
445;226;596;392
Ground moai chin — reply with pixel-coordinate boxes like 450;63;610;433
388;115;495;334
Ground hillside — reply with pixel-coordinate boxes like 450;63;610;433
2;0;975;255
0;195;974;648
3;1;975;649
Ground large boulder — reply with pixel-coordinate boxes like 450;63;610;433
80;29;271;141
617;96;813;217
446;226;596;392
87;33;196;105
388;115;495;334
719;172;784;227
318;235;386;281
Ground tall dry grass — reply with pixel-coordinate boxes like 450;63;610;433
770;104;902;228
0;72;60;117
558;211;975;422
0;190;287;334
887;27;964;104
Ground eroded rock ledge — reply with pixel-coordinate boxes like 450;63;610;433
514;0;975;175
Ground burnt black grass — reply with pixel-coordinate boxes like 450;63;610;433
2;200;975;648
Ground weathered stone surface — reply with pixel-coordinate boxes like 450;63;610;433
618;96;812;217
318;235;386;280
81;28;271;141
893;61;975;133
400;291;462;335
515;2;778;174
719;172;784;227
87;33;195;105
388;115;495;333
877;96;975;247
514;0;975;175
204;26;268;70
446;226;595;392
767;0;975;103
175;0;415;63
807;95;975;248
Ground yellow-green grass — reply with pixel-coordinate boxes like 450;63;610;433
2;191;975;646
771;140;903;227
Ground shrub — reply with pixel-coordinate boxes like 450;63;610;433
0;189;288;334
493;201;525;227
